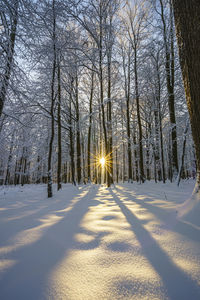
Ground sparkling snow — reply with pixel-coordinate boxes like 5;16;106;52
0;180;200;299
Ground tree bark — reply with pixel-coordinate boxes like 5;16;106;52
99;2;110;187
107;53;113;184
126;48;132;182
75;75;81;184
0;0;19;117
177;119;189;186
87;71;94;182
69;80;76;186
57;54;62;191
4;132;15;185
172;0;200;189
47;0;56;198
134;47;145;183
156;55;166;183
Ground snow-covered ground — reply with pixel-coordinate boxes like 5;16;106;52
0;180;200;300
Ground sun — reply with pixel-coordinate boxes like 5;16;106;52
100;157;106;167
89;152;113;173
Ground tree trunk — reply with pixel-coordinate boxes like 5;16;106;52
121;112;125;182
99;2;109;187
57;55;62;191
134;47;145;183
107;55;113;184
177;119;189;186
75;75;81;184
172;0;200;189
116;148;119;183
4;132;15;185
146;122;151;181
126;49;132;182
21;147;28;186
69;83;76;186
81;134;86;184
93;132;97;184
0;0;19;117
87;71;94;182
47;0;56;198
36;156;41;184
133;128;139;182
154;100;162;181
156;56;166;183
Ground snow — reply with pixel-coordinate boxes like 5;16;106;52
0;181;200;300
177;181;200;228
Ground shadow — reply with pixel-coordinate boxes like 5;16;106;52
0;186;89;247
0;186;101;300
89;199;105;206
114;186;200;244
76;230;110;251
106;241;132;252
102;215;117;220
109;189;200;300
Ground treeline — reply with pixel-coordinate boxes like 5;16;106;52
0;0;196;196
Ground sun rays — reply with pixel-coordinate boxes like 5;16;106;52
100;157;106;167
90;152;113;175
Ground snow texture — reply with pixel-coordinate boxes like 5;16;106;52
0;180;200;300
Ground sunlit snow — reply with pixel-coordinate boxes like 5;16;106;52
0;181;200;299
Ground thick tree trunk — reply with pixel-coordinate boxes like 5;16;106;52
0;0;19;117
172;0;200;189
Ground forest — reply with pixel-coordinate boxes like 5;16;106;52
1;0;197;198
1;1;200;299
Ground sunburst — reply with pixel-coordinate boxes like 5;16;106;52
88;145;122;182
90;152;112;175
99;157;105;167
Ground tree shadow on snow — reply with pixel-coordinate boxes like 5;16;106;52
114;186;200;244
109;189;200;300
0;185;103;300
0;186;90;246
